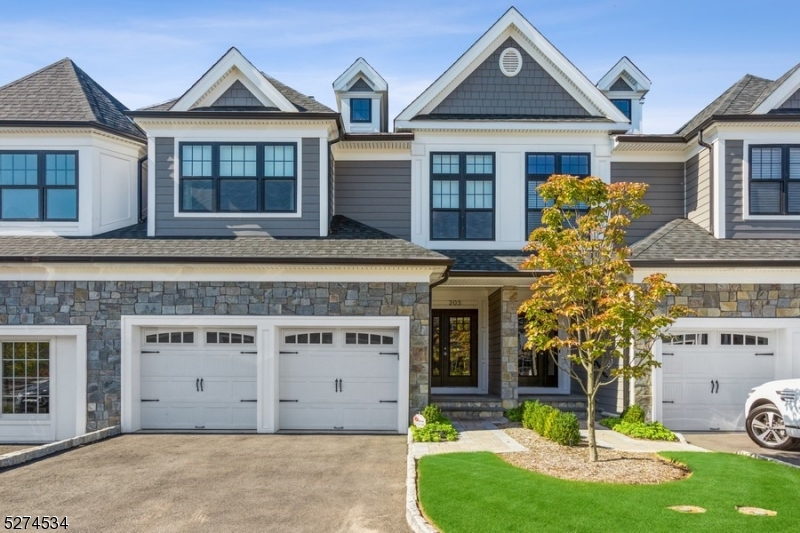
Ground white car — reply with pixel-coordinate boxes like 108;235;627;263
745;379;800;450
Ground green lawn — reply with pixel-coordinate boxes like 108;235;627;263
418;452;800;533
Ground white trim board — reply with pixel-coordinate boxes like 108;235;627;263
171;48;296;113
0;263;443;283
632;267;800;284
120;315;410;434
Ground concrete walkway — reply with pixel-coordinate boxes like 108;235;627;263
410;420;527;458
589;426;708;453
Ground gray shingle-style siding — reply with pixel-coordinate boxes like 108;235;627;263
0;281;431;429
334;160;411;239
725;139;800;238
609;77;634;92
686;150;712;232
430;37;592;118
349;78;373;92
610;162;685;244
154;137;321;237
210;80;264;108
779;88;800;109
487;289;502;397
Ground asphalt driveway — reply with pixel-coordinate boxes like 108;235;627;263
684;431;800;467
0;434;409;533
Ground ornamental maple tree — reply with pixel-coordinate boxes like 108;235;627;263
519;175;687;461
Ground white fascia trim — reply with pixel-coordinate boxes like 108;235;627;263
396;120;629;133
752;70;800;114
333;58;388;92
0;263;443;283
596;57;651;92
713;139;725;238
191;68;278;110
147;136;156;236
319;138;328;236
171;48;296;113
171;136;303;219
395;8;629;124
632;267;800;284
438;276;534;288
0;325;87;439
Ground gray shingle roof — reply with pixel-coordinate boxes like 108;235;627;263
0;216;449;265
137;76;334;114
630;218;800;265
0;58;144;139
675;75;773;136
750;62;800;112
436;250;532;274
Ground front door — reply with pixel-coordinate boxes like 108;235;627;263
432;310;478;388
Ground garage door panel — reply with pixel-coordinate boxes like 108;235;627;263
142;404;199;429
142;353;198;377
278;329;400;431
662;329;776;431
201;404;256;430
204;353;256;377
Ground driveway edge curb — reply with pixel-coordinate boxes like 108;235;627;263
0;426;121;469
736;450;800;469
406;433;438;533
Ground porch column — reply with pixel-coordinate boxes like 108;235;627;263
500;286;520;409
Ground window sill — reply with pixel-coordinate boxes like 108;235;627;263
174;211;302;219
743;215;800;221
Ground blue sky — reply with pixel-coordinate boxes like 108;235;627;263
1;1;799;133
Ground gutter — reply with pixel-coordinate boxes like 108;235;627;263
0;120;146;144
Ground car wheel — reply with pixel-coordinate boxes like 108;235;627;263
746;404;797;451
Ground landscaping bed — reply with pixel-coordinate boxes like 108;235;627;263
502;427;689;484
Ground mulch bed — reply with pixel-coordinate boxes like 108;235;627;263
501;427;690;484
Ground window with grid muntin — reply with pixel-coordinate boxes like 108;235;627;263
431;153;494;240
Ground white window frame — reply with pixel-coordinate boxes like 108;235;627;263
742;136;800;221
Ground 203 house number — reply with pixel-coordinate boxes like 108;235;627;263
448;300;462;306
4;517;68;530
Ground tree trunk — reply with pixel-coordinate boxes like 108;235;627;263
586;369;598;462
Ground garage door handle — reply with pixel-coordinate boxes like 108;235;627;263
240;399;257;403
279;399;299;403
200;378;204;392
379;400;397;403
141;399;160;402
662;401;674;404
715;380;719;394
196;378;200;392
711;380;714;394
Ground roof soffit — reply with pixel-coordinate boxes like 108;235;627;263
396;8;630;124
171;48;296;113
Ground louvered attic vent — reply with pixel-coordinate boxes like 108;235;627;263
499;48;522;77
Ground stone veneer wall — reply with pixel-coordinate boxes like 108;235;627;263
634;283;800;417
499;287;520;409
0;281;430;429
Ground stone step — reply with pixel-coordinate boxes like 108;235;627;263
440;407;506;420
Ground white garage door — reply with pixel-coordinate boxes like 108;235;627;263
279;329;399;431
140;329;257;430
662;331;776;431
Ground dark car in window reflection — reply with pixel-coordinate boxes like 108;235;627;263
14;380;49;414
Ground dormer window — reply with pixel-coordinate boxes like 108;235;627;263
0;151;78;221
350;98;372;123
180;142;297;213
610;99;632;119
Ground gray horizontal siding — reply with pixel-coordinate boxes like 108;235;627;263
610;162;685;243
334;160;411;239
726;139;800;238
686;150;711;232
154;137;320;237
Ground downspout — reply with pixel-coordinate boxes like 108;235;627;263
137;155;147;224
698;129;714;234
425;265;451;410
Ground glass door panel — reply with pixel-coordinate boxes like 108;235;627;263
432;310;478;387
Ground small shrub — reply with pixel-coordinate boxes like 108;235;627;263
410;422;458;442
547;411;581;446
521;400;538;430
622;404;646;424
504;406;523;422
535;405;557;436
599;416;677;442
421;404;447;424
